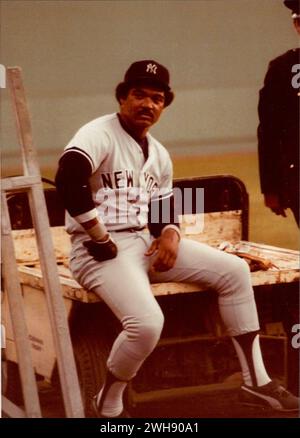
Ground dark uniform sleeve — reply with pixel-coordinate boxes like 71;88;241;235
55;151;95;217
148;192;180;238
257;59;284;195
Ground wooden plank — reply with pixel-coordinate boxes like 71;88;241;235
4;285;73;379
180;210;242;244
7;67;40;176
2;175;41;191
12;227;71;265
17;266;92;303
228;241;300;270
17;258;299;305
2;396;26;418
251;269;300;286
26;178;84;417
1;192;42;418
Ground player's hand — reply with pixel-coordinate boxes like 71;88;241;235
83;235;118;262
145;228;180;273
264;193;287;217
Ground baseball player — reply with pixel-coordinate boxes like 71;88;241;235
258;0;299;225
257;0;300;395
55;60;299;417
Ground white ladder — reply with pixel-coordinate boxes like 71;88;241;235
1;67;84;418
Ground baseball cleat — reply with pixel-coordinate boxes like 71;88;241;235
240;380;299;412
91;395;130;418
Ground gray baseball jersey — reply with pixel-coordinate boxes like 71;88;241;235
62;113;174;234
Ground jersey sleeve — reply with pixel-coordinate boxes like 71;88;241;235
55;125;109;224
55;150;98;222
257;58;284;194
56;124;110;224
63;125;110;174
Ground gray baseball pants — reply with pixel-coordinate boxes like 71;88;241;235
69;230;259;381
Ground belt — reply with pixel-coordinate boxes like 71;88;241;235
112;227;146;233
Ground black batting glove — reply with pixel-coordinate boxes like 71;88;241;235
83;235;118;262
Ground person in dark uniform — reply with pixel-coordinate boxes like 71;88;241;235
258;0;300;396
258;0;299;225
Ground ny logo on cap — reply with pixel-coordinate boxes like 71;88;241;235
146;63;157;74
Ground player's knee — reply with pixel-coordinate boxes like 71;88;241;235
234;256;251;275
221;256;252;294
139;316;164;353
122;311;164;355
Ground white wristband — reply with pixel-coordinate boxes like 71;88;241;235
74;208;98;223
162;225;181;241
86;221;108;241
95;233;114;244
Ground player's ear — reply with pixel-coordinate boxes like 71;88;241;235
293;17;300;34
164;90;174;107
115;82;129;104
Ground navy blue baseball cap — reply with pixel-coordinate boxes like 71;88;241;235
116;60;174;107
124;60;171;91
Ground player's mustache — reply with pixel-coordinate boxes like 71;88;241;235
137;109;154;118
